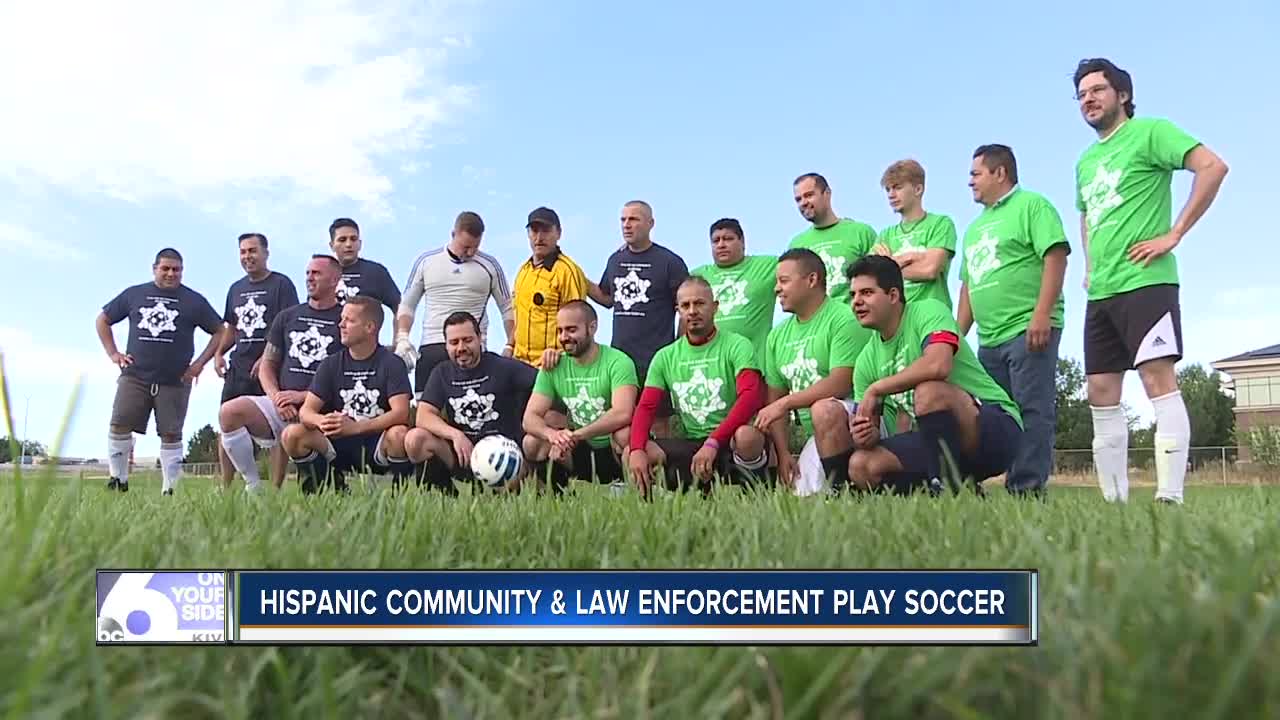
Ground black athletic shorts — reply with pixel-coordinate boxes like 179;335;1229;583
562;442;624;483
1084;283;1182;374
413;343;451;396
653;437;767;490
879;403;1021;490
331;432;391;475
220;364;264;403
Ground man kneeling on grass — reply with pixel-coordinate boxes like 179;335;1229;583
522;300;638;494
281;296;414;493
846;255;1023;494
403;311;537;494
627;276;768;495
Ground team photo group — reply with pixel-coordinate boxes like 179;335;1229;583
93;58;1228;505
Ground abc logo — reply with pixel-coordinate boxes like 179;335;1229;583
97;616;126;642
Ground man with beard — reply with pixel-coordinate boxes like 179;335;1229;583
689;218;777;367
752;248;872;496
522;300;638;494
846;255;1022;496
218;255;344;491
213;232;298;489
282;296;413;493
626;277;768;495
403;311;537;493
1072;57;1228;505
788;173;877;305
96;248;223;496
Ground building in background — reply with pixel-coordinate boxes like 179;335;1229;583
1212;344;1280;462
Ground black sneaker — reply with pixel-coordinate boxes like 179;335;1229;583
1156;496;1182;506
162;489;174;496
106;477;120;491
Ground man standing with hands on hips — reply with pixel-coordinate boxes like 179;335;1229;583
957;144;1069;497
1072;57;1228;505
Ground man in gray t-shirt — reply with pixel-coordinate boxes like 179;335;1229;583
587;200;688;434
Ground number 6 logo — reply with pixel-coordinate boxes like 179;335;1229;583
98;573;180;641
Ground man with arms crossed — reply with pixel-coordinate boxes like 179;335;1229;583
281;296;414;493
846;255;1023;495
395;211;515;394
522;301;638;494
403;311;537;493
626;277;768;495
328;217;402;318
958;144;1070;497
588;200;688;436
874;159;958;309
1073;57;1228;504
690;218;777;367
789;173;877;305
512;207;591;368
214;232;299;490
96;248;222;495
752;248;871;495
218;255;344;491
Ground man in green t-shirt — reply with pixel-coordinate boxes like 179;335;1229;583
626;277;769;495
788;172;877;305
522;300;639;494
752;248;872;494
873;159;957;309
690;218;777;366
957;144;1070;497
1072;58;1229;505
846;255;1023;495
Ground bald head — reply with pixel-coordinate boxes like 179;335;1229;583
620;200;655;249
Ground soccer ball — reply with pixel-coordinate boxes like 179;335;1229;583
470;435;524;487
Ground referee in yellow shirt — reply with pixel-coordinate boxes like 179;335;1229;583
512;207;590;367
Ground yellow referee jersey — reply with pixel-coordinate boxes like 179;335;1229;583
512;249;589;366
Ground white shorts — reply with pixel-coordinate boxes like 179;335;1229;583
246;395;290;448
793;399;888;497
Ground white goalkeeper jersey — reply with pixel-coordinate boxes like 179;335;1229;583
399;246;514;346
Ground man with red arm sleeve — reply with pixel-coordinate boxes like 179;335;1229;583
627;276;769;495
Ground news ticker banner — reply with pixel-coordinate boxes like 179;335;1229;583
98;569;1037;645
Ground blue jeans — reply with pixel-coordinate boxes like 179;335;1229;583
977;328;1061;494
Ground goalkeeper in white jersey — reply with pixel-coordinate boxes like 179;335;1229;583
394;211;516;399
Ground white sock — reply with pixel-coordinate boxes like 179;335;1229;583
160;443;183;493
1091;405;1129;502
220;427;261;490
320;437;337;462
1152;390;1191;503
108;432;133;483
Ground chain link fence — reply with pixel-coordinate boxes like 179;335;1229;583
1051;446;1268;486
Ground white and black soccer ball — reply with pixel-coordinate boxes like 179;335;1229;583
470;435;523;487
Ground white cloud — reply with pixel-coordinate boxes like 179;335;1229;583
0;0;477;220
0;222;85;262
0;326;119;390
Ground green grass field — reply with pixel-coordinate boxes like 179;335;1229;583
2;468;1278;719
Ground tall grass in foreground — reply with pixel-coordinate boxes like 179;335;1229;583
0;357;1278;718
0;473;1278;720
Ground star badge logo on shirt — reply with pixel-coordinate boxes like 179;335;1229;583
614;269;651;311
138;301;179;338
672;367;726;424
234;297;268;337
564;384;606;427
340;380;382;420
289;325;333;368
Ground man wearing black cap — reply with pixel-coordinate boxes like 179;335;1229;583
512;207;591;369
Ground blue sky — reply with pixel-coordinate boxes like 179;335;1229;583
0;0;1275;459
